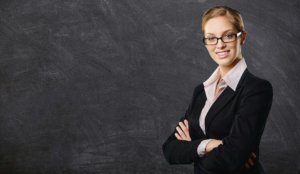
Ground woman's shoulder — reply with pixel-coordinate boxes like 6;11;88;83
191;83;204;97
241;69;273;92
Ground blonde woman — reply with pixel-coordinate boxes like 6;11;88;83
163;6;273;174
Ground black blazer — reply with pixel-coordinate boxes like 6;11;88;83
163;69;273;174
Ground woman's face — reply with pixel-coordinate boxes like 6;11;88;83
203;15;246;67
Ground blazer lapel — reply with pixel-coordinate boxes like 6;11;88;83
205;86;235;132
204;69;249;133
190;86;207;136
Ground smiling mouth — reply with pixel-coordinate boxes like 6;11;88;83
216;50;230;58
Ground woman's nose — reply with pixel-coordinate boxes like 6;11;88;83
216;39;226;49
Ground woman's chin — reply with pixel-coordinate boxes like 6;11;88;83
216;59;236;67
214;57;229;65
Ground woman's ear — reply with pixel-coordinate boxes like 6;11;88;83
241;31;247;45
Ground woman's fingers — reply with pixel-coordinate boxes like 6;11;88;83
245;163;250;169
251;152;256;158
176;126;186;138
184;119;189;129
245;158;254;169
181;120;191;141
179;122;188;133
245;152;257;169
174;120;191;141
248;158;254;166
174;132;182;140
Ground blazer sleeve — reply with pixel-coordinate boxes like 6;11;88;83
162;85;206;164
197;80;273;172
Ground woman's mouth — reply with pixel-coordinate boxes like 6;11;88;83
216;50;230;58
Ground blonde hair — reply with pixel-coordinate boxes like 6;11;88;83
201;6;245;33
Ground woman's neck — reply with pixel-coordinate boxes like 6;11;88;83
219;57;241;78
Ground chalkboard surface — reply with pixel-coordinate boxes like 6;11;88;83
0;0;299;173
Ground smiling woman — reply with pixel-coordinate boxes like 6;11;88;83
162;6;273;174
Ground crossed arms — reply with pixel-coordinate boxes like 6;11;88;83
163;80;273;173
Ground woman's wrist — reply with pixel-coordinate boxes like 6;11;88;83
205;139;223;153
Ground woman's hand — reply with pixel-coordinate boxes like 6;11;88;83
245;152;256;169
174;120;191;141
205;139;223;153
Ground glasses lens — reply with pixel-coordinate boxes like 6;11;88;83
223;34;236;43
205;38;217;45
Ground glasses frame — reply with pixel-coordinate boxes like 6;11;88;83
203;32;242;45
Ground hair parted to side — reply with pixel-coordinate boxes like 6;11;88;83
201;6;245;34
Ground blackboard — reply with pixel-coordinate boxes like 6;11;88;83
0;0;299;173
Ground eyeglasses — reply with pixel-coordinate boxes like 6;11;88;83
203;32;242;45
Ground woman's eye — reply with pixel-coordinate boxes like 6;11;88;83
207;37;216;41
225;34;235;39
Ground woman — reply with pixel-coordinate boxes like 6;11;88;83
162;6;273;174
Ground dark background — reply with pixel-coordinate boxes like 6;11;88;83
0;0;299;173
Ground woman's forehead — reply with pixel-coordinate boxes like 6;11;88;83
205;29;236;36
204;16;236;34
